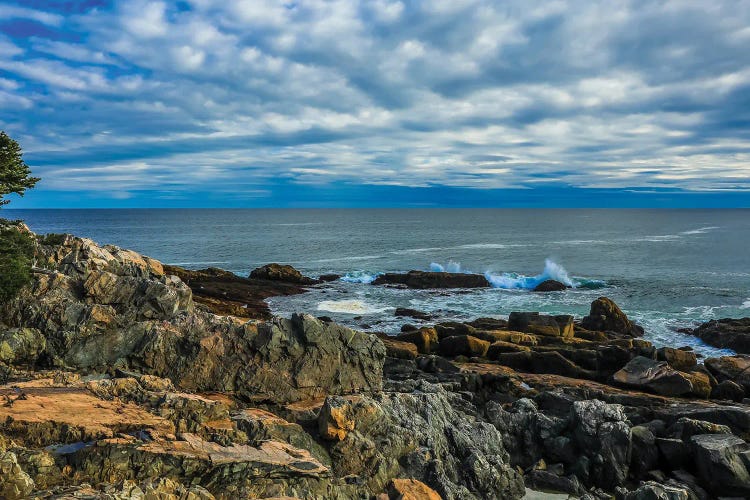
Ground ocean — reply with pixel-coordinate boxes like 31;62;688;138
6;208;749;357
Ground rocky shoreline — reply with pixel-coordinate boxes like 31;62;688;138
1;225;750;499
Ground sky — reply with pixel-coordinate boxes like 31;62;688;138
0;0;749;208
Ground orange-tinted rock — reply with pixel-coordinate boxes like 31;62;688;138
387;478;442;500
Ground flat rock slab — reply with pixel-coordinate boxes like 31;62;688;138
0;384;174;444
372;270;491;289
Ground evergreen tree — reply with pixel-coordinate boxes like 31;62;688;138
0;131;40;206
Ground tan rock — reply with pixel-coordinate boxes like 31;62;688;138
387;478;442;500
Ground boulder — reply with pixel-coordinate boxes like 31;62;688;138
395;328;439;354
318;396;356;441
704;355;750;393
372;271;491;289
380;337;419;360
689;318;750;353
439;335;490;358
486;340;531;359
711;380;745;402
507;312;574;338
0;451;34;499
690;433;750;496
386;478;441;500
533;280;567;292
394;308;432;320
656;347;697;371
621;481;691;500
581;297;643;337
0;328;45;365
612;356;708;397
318;273;341;282
249;263;317;285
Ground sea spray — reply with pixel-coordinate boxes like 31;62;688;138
484;259;576;289
340;271;381;284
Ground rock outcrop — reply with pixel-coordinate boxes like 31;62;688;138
533;279;567;292
249;263;319;285
372;270;491;289
582;297;644;337
689;317;750;353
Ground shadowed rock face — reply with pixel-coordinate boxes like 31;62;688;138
533;279;567;292
372;270;491;288
582;297;644;337
689;318;750;353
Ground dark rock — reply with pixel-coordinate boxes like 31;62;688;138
466;317;508;330
711;380;745;402
249;263;318;285
372;270;491;289
612;356;710;398
656;347;697;371
704;356;750;393
533;280;567;292
395;328;439;354
434;321;477;339
656;438;689;470
507;312;574;338
525;470;583;495
690;433;750;497
581;297;644;337
621;481;692;499
631;425;659;477
394;308;431;320
318;274;341;282
689;318;750;353
439;335;490;358
668;417;731;441
380;337;419;360
486;341;531;359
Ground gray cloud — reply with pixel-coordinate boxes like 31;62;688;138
0;0;748;200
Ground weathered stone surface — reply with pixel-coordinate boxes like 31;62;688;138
0;450;35;500
318;396;356;441
395;328;439;354
711;380;745;402
689;318;750;353
508;312;574;338
439;335;490;358
0;327;45;365
612;357;709;398
620;481;691;500
250;263;318;285
372;271;491;289
486;340;531;358
704;355;750;393
689;433;750;496
327;381;524;500
379;336;419;360
533;280;567;292
581;297;643;337
386;478;441;500
656;347;697;371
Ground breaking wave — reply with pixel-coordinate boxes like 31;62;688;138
340;271;381;284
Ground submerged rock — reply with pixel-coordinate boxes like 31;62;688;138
533;280;567;292
372;270;491;289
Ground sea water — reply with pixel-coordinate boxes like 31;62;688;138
8;208;749;357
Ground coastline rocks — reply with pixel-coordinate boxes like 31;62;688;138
508;312;574;338
439;335;490;358
656;347;697;371
386;478;441;500
394;307;432;320
0;451;35;499
582;297;644;337
250;263;318;285
372;271;491;289
689;318;750;353
533;280;567;292
612;357;710;398
704;355;750;394
395;328;439;354
690;434;750;496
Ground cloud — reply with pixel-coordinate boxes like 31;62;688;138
0;0;748;206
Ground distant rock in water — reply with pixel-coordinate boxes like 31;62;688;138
249;263;318;285
533;279;567;292
688;318;750;353
581;296;644;337
372;270;490;289
318;273;341;282
394;307;432;320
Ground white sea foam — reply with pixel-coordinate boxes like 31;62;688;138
317;299;391;314
681;226;720;235
340;271;381;284
484;259;576;289
741;299;750;309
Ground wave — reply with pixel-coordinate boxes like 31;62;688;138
742;299;750;309
430;260;462;273
340;271;381;284
484;259;576;290
310;255;383;263
680;226;720;235
317;299;391;314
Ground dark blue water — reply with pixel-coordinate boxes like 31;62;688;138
6;209;749;356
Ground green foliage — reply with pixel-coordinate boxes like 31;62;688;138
0;131;39;206
38;233;67;246
0;224;36;303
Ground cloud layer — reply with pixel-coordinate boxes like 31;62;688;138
1;0;749;206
